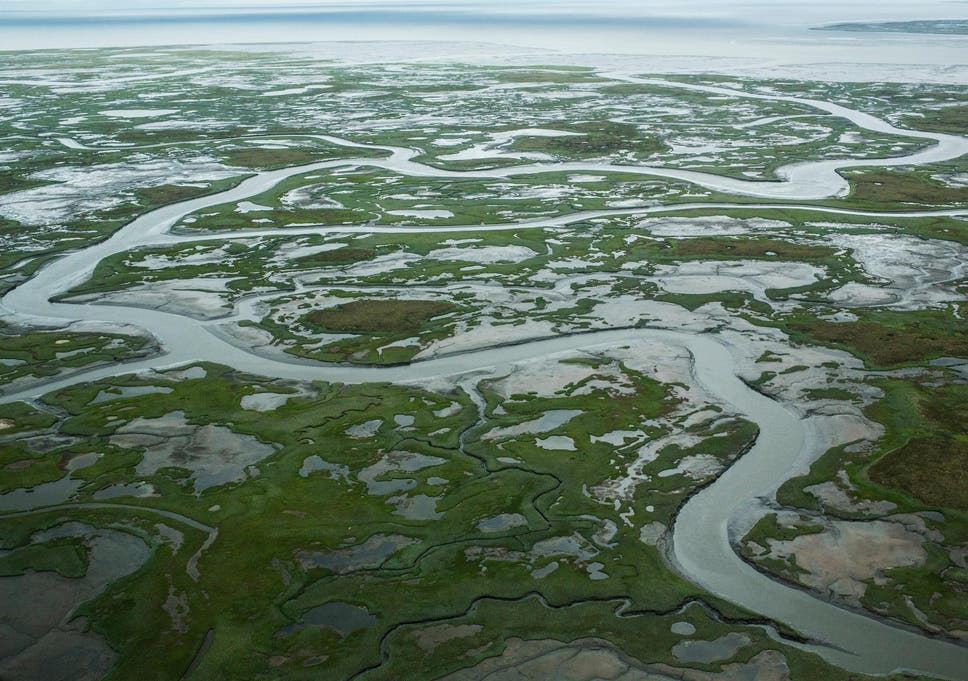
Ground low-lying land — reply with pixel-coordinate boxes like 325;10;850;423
0;47;965;681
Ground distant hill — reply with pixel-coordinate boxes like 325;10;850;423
814;19;968;35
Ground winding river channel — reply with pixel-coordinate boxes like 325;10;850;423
2;74;968;679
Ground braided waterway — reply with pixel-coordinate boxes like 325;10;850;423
2;74;967;678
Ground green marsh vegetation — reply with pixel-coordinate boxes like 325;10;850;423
304;299;456;334
866;382;968;513
843;166;968;208
0;360;812;680
0;322;155;387
781;308;968;369
750;375;968;634
903;104;968;134
508;121;669;159
221;144;389;170
1;50;967;678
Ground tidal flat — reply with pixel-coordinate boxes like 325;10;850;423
0;47;965;681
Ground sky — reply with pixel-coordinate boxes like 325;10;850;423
1;0;965;24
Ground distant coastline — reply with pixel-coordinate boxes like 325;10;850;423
815;19;968;35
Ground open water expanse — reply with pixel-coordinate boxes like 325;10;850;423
0;0;966;81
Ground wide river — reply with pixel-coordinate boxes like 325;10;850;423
1;72;967;679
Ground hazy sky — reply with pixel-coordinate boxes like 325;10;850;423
2;0;964;22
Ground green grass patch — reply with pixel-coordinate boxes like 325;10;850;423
0;401;59;434
509;120;667;159
135;183;232;206
223;148;322;169
902;104;968;134
0;443;64;492
294;247;376;267
845;169;968;206
0;537;89;578
493;69;606;84
870;438;967;512
0;327;153;382
785;309;968;368
667;237;834;260
304;299;455;334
